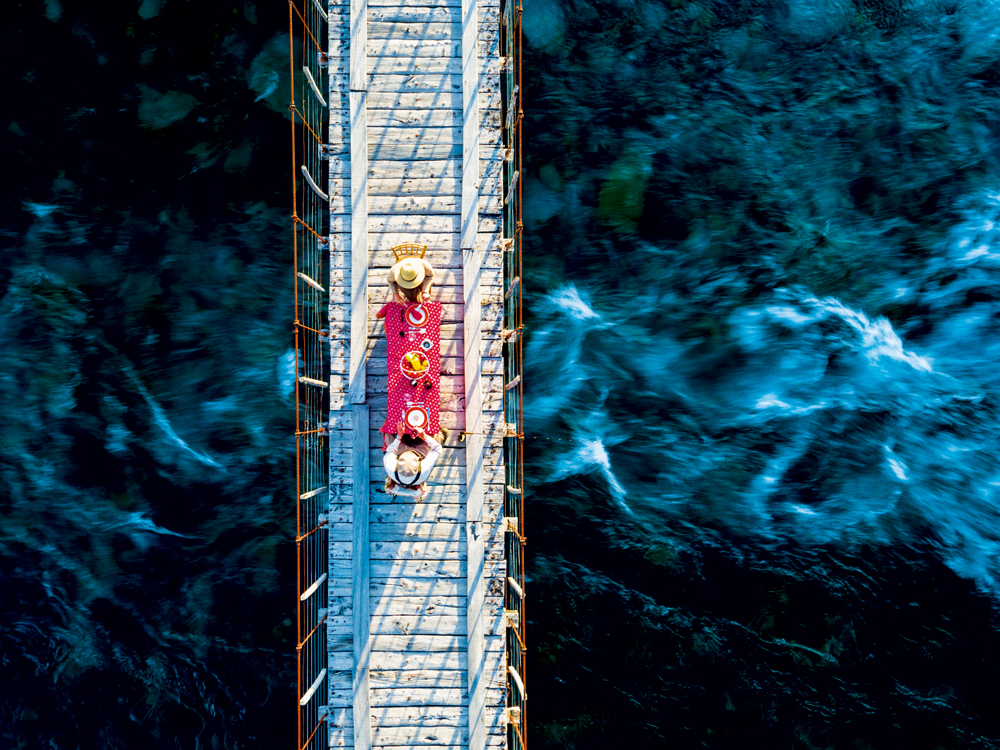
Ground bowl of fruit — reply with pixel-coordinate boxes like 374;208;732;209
400;351;430;382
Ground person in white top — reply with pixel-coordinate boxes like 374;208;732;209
383;420;446;499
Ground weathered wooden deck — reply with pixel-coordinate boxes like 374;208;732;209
325;0;507;747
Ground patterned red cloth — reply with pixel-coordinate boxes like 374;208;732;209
378;301;442;443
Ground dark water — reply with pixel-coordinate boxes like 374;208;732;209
3;0;1000;748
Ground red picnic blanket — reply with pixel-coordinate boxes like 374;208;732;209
377;301;442;441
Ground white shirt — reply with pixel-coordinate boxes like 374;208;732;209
383;433;443;486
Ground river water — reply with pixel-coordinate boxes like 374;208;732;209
3;0;1000;748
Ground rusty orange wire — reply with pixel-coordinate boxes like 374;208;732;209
288;0;324;53
293;215;324;240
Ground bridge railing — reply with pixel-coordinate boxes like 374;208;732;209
501;0;526;746
290;1;330;749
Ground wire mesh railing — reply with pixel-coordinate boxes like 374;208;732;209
501;0;526;746
290;1;330;749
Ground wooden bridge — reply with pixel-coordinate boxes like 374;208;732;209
290;0;525;748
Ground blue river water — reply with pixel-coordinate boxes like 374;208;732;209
2;0;1000;748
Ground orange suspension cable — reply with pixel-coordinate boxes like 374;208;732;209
288;0;324;53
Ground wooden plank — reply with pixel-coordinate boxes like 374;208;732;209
370;669;469;688
329;707;484;732
344;39;462;57
340;211;499;234
370;687;506;707
326;505;356;524
349;90;368;404
365;0;499;7
325;736;506;750
363;156;502;180
367;517;506;544
330;668;355;690
368;175;501;196
461;0;481;252
339;37;497;58
369;144;462;161
370;523;464;542
352;405;372;750
369;595;466;617
365;91;500;110
326;595;504;620
370;723;498;746
329;706;471;729
327;616;356;635
327;706;355;728
367;109;464;127
370;504;465;524
368;6;459;22
370;540;462;560
369;615;468;635
328;576;356;599
370;706;467;728
366;125;466;145
370;576;466;599
367;743;505;750
341;238;503;268
369;633;506;653
328;690;355;708
336;125;500;148
478;1;506;732
331;192;500;215
366;56;503;77
328;596;354;617
364;558;504;578
330;629;354;651
349;0;367;93
330;730;352;748
463;3;488;746
368;500;501;525
330;652;356;676
369;650;504;672
368;22;497;42
335;73;495;94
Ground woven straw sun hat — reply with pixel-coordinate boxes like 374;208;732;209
392;258;426;289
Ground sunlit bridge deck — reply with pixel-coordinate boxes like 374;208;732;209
289;0;524;748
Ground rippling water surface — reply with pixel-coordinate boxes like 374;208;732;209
523;0;1000;746
3;0;1000;748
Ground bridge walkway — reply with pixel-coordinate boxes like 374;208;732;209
323;0;509;747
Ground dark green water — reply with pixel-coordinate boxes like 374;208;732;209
3;0;1000;748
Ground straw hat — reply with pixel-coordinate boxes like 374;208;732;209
392;258;426;289
396;451;420;479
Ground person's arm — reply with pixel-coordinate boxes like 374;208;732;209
412;431;443;484
387;271;401;302
419;261;435;300
383;436;402;475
